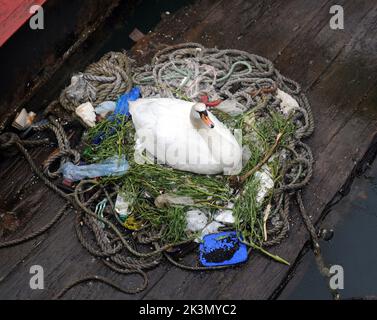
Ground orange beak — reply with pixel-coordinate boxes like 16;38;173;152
200;112;215;128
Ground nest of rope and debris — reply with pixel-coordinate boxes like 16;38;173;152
3;43;314;296
54;43;314;270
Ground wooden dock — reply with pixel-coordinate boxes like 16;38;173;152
0;0;377;299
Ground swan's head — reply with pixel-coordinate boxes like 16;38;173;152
192;103;214;128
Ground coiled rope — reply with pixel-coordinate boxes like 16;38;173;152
59;51;133;128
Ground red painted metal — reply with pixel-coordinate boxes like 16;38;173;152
0;0;46;47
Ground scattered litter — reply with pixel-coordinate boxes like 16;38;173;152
111;87;141;119
262;203;272;241
186;210;208;232
12;109;36;130
199;231;248;267
276;89;299;115
20;119;49;138
216;99;245;116
200;95;223;107
66;74;96;105
115;192;133;221
59;156;128;181
214;210;235;225
129;28;145;42
95;101;116;118
91;88;140;144
155;194;195;208
255;165;274;205
75;102;96;127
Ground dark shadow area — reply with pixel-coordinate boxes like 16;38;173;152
284;159;377;299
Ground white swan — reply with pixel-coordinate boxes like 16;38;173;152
129;98;243;175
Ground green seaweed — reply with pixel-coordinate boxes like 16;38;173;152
82;102;296;258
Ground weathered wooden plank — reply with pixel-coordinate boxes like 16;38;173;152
278;129;377;300
0;203;171;300
143;0;377;300
214;2;377;299
0;126;83;280
0;145;71;282
274;0;375;90
0;141;60;280
0;187;68;279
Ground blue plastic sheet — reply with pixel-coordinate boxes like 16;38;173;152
93;87;140;145
59;156;128;181
199;231;248;267
110;87;140;119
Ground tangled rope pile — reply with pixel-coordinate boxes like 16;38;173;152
0;43;337;299
131;43;315;248
133;43;313;138
59;51;133;114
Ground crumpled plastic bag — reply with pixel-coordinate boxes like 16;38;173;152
92;87;141;145
95;101;116;118
185;210;208;232
216;99;246;116
255;165;274;205
276;89;299;115
214;210;235;224
59;156;128;181
109;87;141;120
66;74;96;105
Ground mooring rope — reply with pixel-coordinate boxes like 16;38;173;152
296;191;340;300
